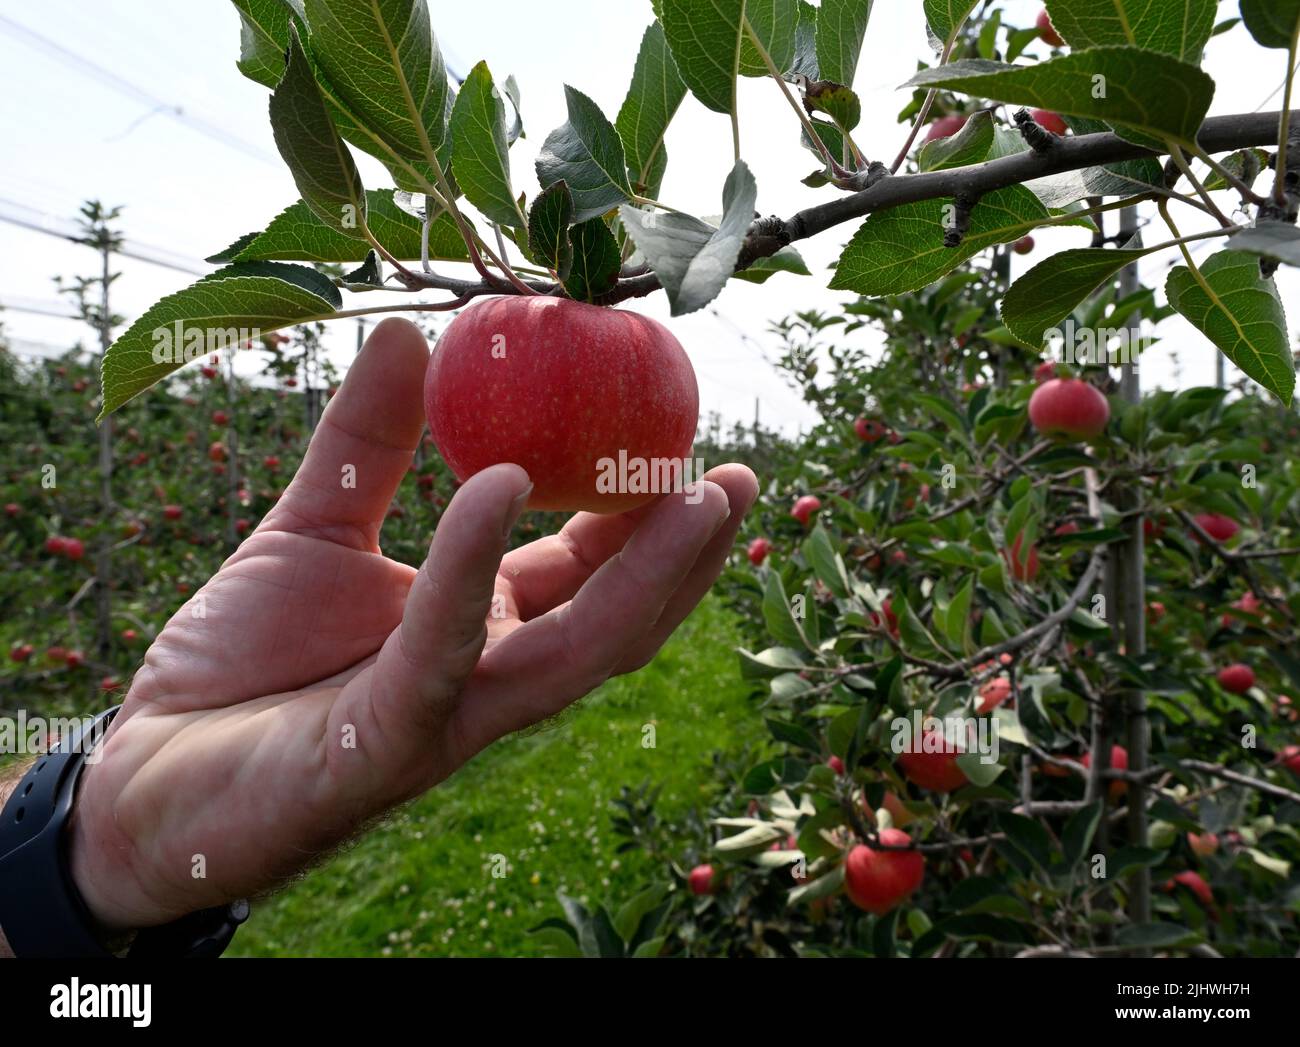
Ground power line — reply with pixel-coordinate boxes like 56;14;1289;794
0;12;278;167
0;296;82;320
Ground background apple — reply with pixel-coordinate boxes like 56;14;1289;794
1194;512;1239;543
424;297;698;514
923;113;967;143
1037;7;1064;46
791;495;822;526
1029;378;1110;439
1217;663;1255;694
844;829;925;915
897;730;969;792
747;537;772;565
687;864;716;896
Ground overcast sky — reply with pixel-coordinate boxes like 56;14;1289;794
0;1;1292;434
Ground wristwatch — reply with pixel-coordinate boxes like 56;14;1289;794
0;704;249;958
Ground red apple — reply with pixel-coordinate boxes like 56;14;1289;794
977;676;1013;714
201;365;219;380
1187;832;1219;858
3;503;19;517
880;790;916;828
1031;109;1068;135
62;538;85;561
897;729;969;792
208;441;227;463
263;455;280;471
100;676;119;692
44;536;68;556
1163;869;1214;910
1194;512;1239;543
9;643;34;663
791;495;822;526
120;628;138;643
1036;8;1064;47
163;505;183;521
923;113;968;143
1082;744;1129;801
1004;533;1040;582
844;829;925;915
855;417;887;442
1012;235;1035;255
747;537;772;565
425;298;698;514
1217;663;1255;694
212;410;230;426
1280;745;1300;776
65;650;85;668
827;754;845;775
1148;601;1166;620
687;864;716;896
45;646;68;663
1029;378;1109;439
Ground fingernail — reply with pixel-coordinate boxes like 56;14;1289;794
503;484;533;538
710;504;732;537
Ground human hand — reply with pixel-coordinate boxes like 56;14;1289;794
67;318;757;932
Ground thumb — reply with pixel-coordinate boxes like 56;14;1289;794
352;464;531;774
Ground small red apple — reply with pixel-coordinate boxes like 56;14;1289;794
163;505;183;521
235;518;250;535
1036;8;1064;47
9;643;34;663
688;864;716;896
208;441;227;462
1029;378;1110;439
65;649;85;668
827;754;845;776
1081;744;1129;801
747;537;772;565
44;536;68;556
1033;361;1057;384
1217;663;1255;694
897;729;969;792
1194;512;1239;543
1163;869;1214;910
1031;109;1068;135
923;113;968;143
791;495;822;526
1187;832;1219;858
1012;235;1035;255
844;829;925;915
212;410;230;426
855;417;887;442
1280;745;1300;776
425;299;698;514
880;790;916;828
4;503;19;517
62;538;85;561
45;646;68;663
201;366;219;380
977;676;1013;714
1148;601;1166;620
120;628;138;643
263;455;280;471
100;676;120;692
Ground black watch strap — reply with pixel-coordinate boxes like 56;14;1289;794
0;705;248;958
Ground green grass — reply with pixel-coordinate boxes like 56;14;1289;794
229;596;760;957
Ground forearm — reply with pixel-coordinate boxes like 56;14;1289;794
0;759;34;958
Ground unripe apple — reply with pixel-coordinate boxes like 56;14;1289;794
1031;109;1068;135
1193;512;1239;543
1012;235;1035;255
1082;744;1129;801
1003;533;1040;582
827;754;845;775
1036;7;1064;47
687;864;716;896
855;417;886;442
163;505;183;521
1163;869;1214;910
62;538;85;561
977;676;1013;714
897;729;969;792
425;298;698;513
1187;832;1219;857
1029;378;1110;439
791;495;822;526
747;537;772;565
1217;663;1255;694
923;113;968;143
844;829;925;915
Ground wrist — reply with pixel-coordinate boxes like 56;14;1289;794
66;760;144;936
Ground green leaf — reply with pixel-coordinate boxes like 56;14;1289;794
1239;0;1300;48
917;110;995;171
536;86;633;223
738;646;806;678
268;27;366;237
231;0;294;88
613;884;669;943
830;185;1083;296
802;523;851;598
791;0;821;80
619;159;757;316
816;0;875;85
207;191;466;263
99;263;339;418
996;812;1053;869
1044;0;1217;61
563;218;622;303
763;571;806;648
1061;800;1104;869
527;181;575;277
940;574;973;650
923;0;978;45
503;74;524;144
1203;148;1268;192
616;22;688;193
1026;157;1165;208
1229;220;1300;268
903;50;1216;150
741;0;800;77
340;249;383;289
1002;246;1152;347
527;920;583;957
659;0;745;113
1165;249;1294;402
449;61;526;230
302;0;449;166
733;245;811;283
1115;922;1200;949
